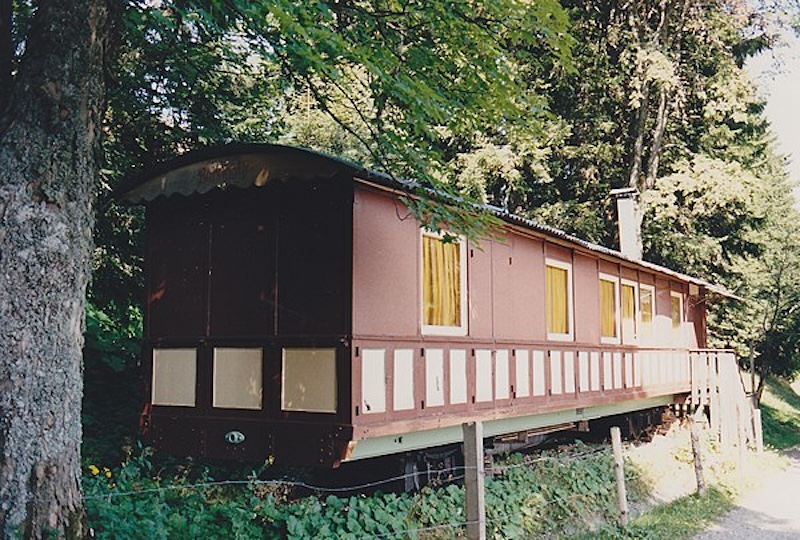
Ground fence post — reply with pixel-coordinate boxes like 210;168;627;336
463;421;486;540
610;426;629;526
690;412;707;496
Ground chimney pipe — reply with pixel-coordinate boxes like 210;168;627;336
611;187;642;259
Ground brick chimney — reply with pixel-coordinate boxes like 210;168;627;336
610;187;642;259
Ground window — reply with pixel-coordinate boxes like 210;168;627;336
282;348;337;413
152;348;196;407
639;285;655;342
621;280;637;344
213;348;262;410
422;232;467;335
599;274;620;343
546;260;573;340
670;291;683;330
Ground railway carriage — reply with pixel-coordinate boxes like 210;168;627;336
118;143;728;468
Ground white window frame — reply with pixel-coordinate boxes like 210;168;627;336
420;231;468;336
545;258;574;342
599;273;621;345
620;279;639;345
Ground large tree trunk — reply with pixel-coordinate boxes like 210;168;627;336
644;86;669;189
0;1;111;537
627;83;649;191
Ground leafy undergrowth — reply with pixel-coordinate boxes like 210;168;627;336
761;375;800;449
84;411;792;539
83;442;649;539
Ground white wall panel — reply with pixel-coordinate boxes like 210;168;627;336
578;351;590;392
476;349;493;402
393;349;415;411
590;352;600;391
624;353;633;388
613;352;623;389
550;350;562;395
495;350;510;400
603;352;613;390
533;350;546;396
450;349;468;404
361;349;386;414
515;349;530;398
563;351;575;394
425;349;445;407
634;353;642;387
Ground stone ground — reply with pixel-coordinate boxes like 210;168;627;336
693;446;800;539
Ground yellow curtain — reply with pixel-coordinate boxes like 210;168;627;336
640;289;653;325
621;284;636;341
423;235;461;326
671;295;682;329
546;265;568;334
600;279;617;338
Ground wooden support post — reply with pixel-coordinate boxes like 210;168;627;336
610;426;629;526
753;408;764;454
690;412;707;496
463;421;486;540
710;354;721;443
736;402;746;482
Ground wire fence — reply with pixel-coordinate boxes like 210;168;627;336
84;445;612;501
83;444;623;539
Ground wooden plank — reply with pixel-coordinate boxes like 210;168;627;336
463;421;486;540
611;426;629;526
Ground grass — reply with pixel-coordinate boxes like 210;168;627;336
760;375;800;449
581;486;734;540
575;485;736;539
624;486;735;539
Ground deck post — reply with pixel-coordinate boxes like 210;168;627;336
463;421;486;540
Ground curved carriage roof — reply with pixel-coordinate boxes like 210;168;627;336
118;143;734;297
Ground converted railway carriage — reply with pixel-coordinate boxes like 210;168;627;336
119;144;727;468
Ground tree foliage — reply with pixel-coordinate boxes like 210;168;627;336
92;0;800;403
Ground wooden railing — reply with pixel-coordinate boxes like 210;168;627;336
352;339;695;424
689;350;759;449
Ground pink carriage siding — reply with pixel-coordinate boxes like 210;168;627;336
468;237;494;339
349;182;708;441
352;182;706;349
352;186;419;337
574;252;601;344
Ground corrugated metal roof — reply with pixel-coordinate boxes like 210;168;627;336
118;143;735;297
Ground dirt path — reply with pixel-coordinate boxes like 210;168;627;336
694;447;800;539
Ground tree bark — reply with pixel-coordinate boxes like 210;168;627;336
627;83;649;191
644;85;668;189
0;0;11;115
0;1;112;537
